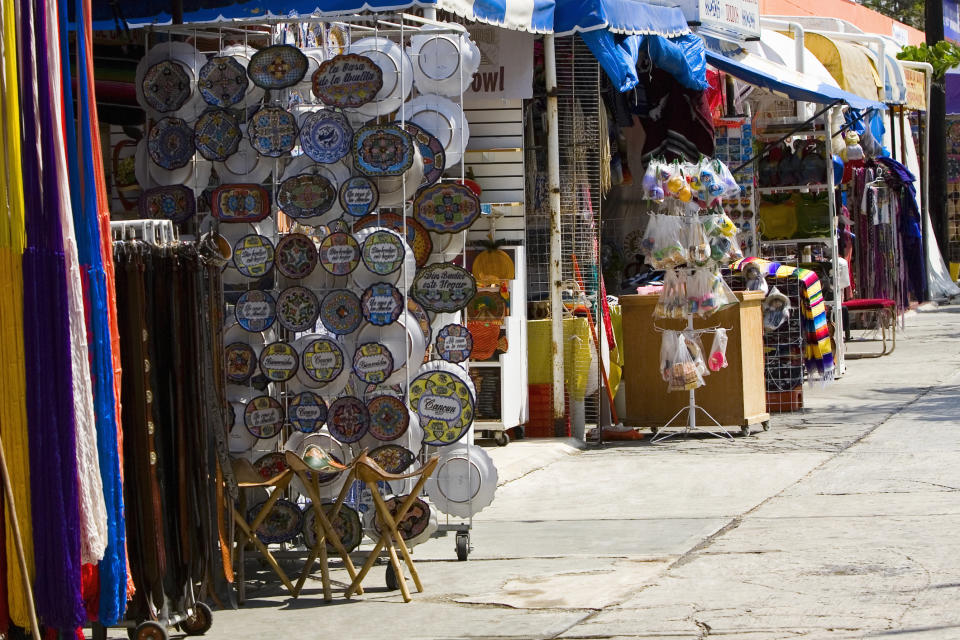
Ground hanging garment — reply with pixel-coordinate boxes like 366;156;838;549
637;67;715;163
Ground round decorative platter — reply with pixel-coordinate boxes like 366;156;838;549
338;176;379;217
319;289;363;335
288;390;327;433
300;109;354;164
327;396;370;444
366;394;409;441
244;394;284;439
435;323;473;363
231;234;274;278
353;124;414;177
224;342;258;383
300;338;345;384
276;286;319;332
235;289;277;332
259;342;299;382
352;342;394;384
361;282;404;326
274;233;318;280
408;368;475;446
318;232;360;276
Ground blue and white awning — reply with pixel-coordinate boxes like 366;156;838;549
553;0;689;36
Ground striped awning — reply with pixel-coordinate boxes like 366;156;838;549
553;0;689;36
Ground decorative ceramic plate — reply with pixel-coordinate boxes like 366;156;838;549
302;503;362;553
360;282;403;326
367;394;409;441
319;289;362;335
212;184;270;223
360;229;404;276
235;289;277;332
398;121;446;189
193;108;241;161
365;382;406;403
244;394;285;439
353;213;432;267
467;290;507;320
248;498;302;544
277;173;337;219
413;183;481;233
300;338;345;383
312;54;383;108
248;106;298;157
318;232;360;276
147;117;195;170
373;496;430;541
289;390;327;433
275;233;318;280
424;443;497;518
436;323;473;363
409;369;475;446
339;176;379;217
231;234;274;278
407;298;432;345
141;60;192;113
247;45;308;89
198;55;248;107
139;185;195;223
135;42;207;122
276;286;319;332
353;125;414;177
300;110;354;164
352;342;394;384
253;451;289;481
259;342;299;382
225;341;258;383
327;396;370;444
403;95;469;170
410;263;477;313
347;38;414;117
369;444;416;474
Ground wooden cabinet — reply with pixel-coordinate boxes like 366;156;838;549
620;291;769;430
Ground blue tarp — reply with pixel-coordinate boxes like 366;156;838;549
580;31;707;92
554;0;688;36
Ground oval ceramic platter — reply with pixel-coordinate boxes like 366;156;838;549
139;185;195;224
410;263;477;313
277;173;337;220
311;53;383;108
249;498;302;544
212;184;270;223
247;45;308;89
413;182;481;234
353;124;414;177
369;444;416;474
398;121;446;190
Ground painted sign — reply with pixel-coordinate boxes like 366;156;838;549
904;68;926;111
675;0;760;41
312;53;383;108
464;25;534;102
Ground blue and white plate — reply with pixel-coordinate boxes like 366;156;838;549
247;45;308;89
194;108;241;161
147;117;195;170
197;55;248;107
248;107;298;158
300;109;353;164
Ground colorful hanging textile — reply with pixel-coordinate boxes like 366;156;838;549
733;257;835;382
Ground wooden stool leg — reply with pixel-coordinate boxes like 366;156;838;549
233;515;297;594
293;547;320;598
383;531;411;602
345;537;385;598
318;535;333;602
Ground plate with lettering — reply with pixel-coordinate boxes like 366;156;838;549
300;337;345;384
410;263;477;313
413;182;481;234
312;53;383;108
277;173;337;220
300;109;354;163
244;395;285;439
360;282;403;326
339;176;379;217
225;341;258;383
275;233;318;280
353;213;432;267
288;390;327;433
360;229;405;277
232;234;274;278
408;368;475;446
235;289;277;332
435;323;473;363
248;106;298;157
194;108;241;161
259;342;299;382
353;124;414;177
212;185;270;223
247;45;308;89
318;232;360;276
352;342;394;384
346;38;413;118
327;396;370;444
276;286;319;332
366;394;409;441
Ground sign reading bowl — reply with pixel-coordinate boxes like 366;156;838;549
678;0;760;41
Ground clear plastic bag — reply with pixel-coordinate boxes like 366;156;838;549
650;215;686;268
660;329;678;382
686;218;711;267
663;330;705;392
708;328;729;372
654;269;687;319
641;161;665;201
762;286;791;331
683;329;709;377
715;158;742;199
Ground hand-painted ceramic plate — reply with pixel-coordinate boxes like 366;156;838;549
300;110;353;164
373;496;430;541
253;451;289;481
300;338;345;384
289;391;327;433
347;38;413;117
277;173;337;220
352;342;394;384
248;106;298;157
193;108;241;161
212;184;270;223
276;286;319;332
312;53;383;108
424;443;497;518
244;394;284;439
353;124;414;177
403;95;469;170
398;121;446;189
360;282;403;326
367;394;409;441
141;60;193;113
259;342;299;382
225;341;258;383
232;234;274;278
407;298;432;346
413;183;481;233
360;229;404;276
147;117;195;170
302;502;362;553
410;263;477;313
248;45;308;89
319;289;362;335
139;185;195;223
318;232;360;275
275;233;318;280
249;498;302;544
327;396;370;444
369;444;416;474
436;323;473;363
235;289;277;332
353;213;432;267
135;42;207;122
409;368;475;446
338;176;379;217
197;55;249;107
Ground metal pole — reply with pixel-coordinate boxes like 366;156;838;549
544;34;566;432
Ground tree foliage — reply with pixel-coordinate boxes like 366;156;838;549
856;0;924;31
897;41;960;82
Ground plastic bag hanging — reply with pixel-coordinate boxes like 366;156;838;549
708;328;729;372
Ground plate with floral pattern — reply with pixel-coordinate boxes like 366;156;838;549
353;124;414;177
300;109;353;164
302;502;361;552
300;338;345;384
275;233;318;280
212;184;270;223
259;342;299;382
225;342;258;383
139;185;195;224
319;289;362;335
247;45;308;89
194;108;241;161
327;396;370;444
253;451;289;481
367;394;409;441
248;498;302;544
277;173;337;219
398;121;446;190
232;234;274;278
360;282;403;326
288;390;327;433
244;394;284;439
413;182;480;233
248;106;298;157
373;496;430;541
197;55;248;107
407;298;432;345
141;60;193;113
276;286;319;332
147;117;195;170
235;289;277;332
318;232;360;276
352;342;394;384
369;444;416;474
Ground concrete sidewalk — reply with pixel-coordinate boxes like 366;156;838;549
188;305;960;640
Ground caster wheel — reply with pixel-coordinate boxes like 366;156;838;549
385;562;400;591
180;602;213;636
762;420;771;431
134;622;168;640
456;532;470;561
741;426;752;437
494;431;510;446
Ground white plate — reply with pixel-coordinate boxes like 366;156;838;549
143;134;212;193
228;401;259;452
425;443;497;518
372;146;423;208
401;95;469;169
135;41;208;122
407;27;480;97
215;130;273;185
347;37;413;118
